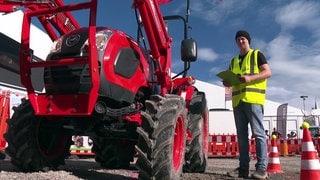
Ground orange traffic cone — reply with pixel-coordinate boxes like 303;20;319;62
267;135;284;173
300;122;320;180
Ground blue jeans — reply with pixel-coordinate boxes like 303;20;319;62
233;101;267;171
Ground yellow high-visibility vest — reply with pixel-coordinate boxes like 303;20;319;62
230;49;267;108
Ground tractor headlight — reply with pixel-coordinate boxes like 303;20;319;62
50;38;63;53
80;30;112;56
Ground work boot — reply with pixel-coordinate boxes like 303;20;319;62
251;169;268;179
227;167;249;178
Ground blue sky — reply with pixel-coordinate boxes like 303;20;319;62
62;0;320;111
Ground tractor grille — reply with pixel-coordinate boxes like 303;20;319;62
44;63;95;94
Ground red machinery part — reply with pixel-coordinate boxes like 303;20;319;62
0;91;10;150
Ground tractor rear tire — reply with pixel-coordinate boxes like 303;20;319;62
4;99;72;172
91;137;136;169
183;91;209;173
135;94;187;180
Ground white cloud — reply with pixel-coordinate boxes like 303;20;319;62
275;1;320;30
209;66;221;74
266;31;320;109
191;1;252;25
198;47;219;62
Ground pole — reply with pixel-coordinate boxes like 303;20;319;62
300;95;308;117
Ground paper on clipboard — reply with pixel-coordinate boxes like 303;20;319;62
216;70;242;86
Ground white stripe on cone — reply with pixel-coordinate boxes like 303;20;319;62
269;157;280;164
301;160;320;170
302;142;317;151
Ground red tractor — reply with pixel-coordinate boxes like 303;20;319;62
0;0;208;179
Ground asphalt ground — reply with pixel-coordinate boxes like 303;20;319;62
207;155;301;179
0;153;308;179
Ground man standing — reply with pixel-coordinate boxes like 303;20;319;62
272;127;282;138
224;30;272;179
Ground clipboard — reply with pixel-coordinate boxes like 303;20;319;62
216;70;242;86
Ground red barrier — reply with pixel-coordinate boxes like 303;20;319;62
0;91;10;151
287;138;302;155
69;148;95;156
209;134;238;157
225;134;238;157
208;134;320;158
313;138;320;157
210;134;226;157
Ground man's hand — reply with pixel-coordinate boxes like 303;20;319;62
239;75;252;83
239;64;272;83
